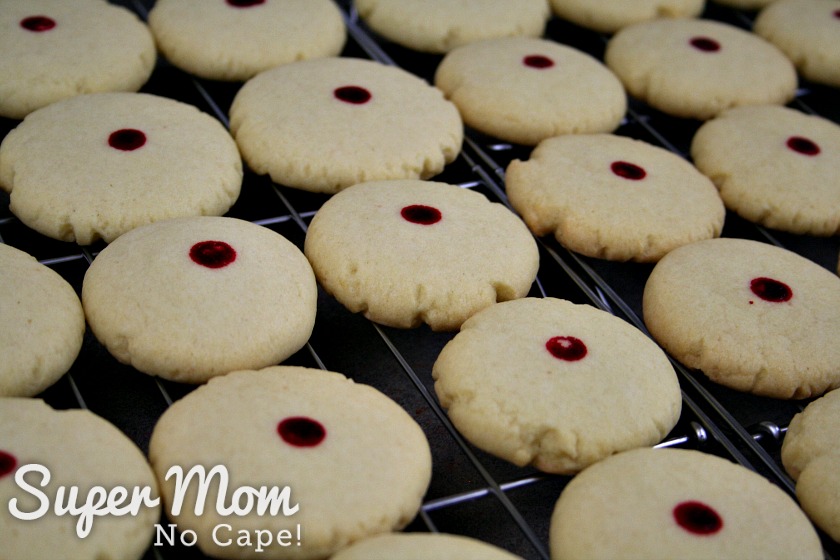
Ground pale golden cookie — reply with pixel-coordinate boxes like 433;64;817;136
304;180;539;331
0;92;243;245
0;0;156;119
643;238;840;399
549;448;823;560
148;0;346;82
0;398;160;560
548;0;705;34
331;533;523;560
691;105;840;236
0;244;84;397
433;297;681;474
605;18;798;120
354;0;551;54
506;134;724;262
82;217;317;384
434;38;627;146
229;57;463;194
148;366;432;560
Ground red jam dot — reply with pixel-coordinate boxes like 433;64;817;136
523;55;554;69
189;241;237;269
401;205;442;225
690;36;720;52
786;136;821;156
546;336;588;361
750;277;793;303
610;161;647;181
277;417;326;447
674;501;723;535
226;0;265;6
20;16;56;32
108;129;146;151
334;86;372;105
0;451;17;478
834;9;840;18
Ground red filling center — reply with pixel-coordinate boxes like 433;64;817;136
673;501;723;535
834;9;840;18
786;136;821;156
750;277;792;303
690;37;720;52
611;161;647;180
108;129;146;151
20;16;55;32
277;417;326;447
546;336;587;361
401;205;442;225
189;241;237;268
0;451;17;478
227;0;265;6
523;55;554;69
334;86;372;104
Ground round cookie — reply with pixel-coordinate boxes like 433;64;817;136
642;237;840;399
331;533;523;560
148;366;432;560
82;216;317;384
148;0;346;82
433;297;682;474
354;0;551;54
506;133;725;262
229;57;463;194
547;0;705;34
0;244;85;397
0;92;243;245
434;37;627;146
0;0;156;119
549;447;823;560
303;180;539;331
691;105;840;236
754;0;840;89
781;388;840;541
0;398;160;560
604;18;798;120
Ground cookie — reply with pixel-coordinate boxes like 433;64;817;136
549;447;823;560
691;105;840;236
148;0;346;82
547;0;705;34
754;0;840;89
433;297;681;474
229;57;463;194
0;92;243;245
434;37;627;146
0;0;156;119
354;0;551;54
82;216;317;384
781;388;840;541
604;18;798;120
331;533;523;560
303;180;539;331
148;366;432;559
0;398;160;560
643;237;840;399
506;134;725;262
0;244;85;397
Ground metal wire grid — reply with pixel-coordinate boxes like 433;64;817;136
0;1;838;558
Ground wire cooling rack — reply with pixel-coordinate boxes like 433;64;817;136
1;1;839;559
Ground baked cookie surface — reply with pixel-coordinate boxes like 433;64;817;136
229;57;463;194
0;398;160;560
691;104;840;236
605;18;797;120
506;133;724;261
148;366;432;560
354;0;551;54
549;447;823;560
82;216;317;384
0;244;85;397
148;0;346;82
303;180;539;331
433;297;681;474
0;92;243;245
434;37;627;145
331;533;523;560
643;238;840;399
547;0;705;34
0;0;155;119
